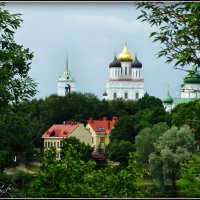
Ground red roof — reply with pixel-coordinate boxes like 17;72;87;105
87;117;118;134
42;121;80;138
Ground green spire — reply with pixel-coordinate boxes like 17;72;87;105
163;86;173;104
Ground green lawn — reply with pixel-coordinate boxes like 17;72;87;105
25;163;40;173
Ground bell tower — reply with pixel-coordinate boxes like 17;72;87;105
57;55;76;96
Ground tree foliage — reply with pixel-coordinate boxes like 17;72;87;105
106;139;134;166
171;99;200;138
28;146;96;198
60;137;94;162
135;122;169;167
177;153;200;197
149;125;196;194
0;3;37;115
136;2;200;68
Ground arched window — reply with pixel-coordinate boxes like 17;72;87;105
136;92;139;99
113;92;117;99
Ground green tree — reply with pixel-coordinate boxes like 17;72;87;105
136;2;200;68
149;125;196;195
60;137;94;162
171;99;200;138
177;153;200;197
106;139;134;166
109;115;136;142
28;145;95;198
135;122;169;167
0;3;37;114
86;152;146;198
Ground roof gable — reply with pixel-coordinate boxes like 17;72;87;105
42;122;80;138
87;117;118;134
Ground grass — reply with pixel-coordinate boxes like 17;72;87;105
25;163;40;173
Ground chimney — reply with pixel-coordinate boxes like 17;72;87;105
89;117;93;123
63;121;65;125
112;117;118;123
103;117;107;121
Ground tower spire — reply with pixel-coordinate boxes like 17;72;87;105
66;54;68;71
167;84;170;93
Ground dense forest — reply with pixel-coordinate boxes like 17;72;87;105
1;92;200;198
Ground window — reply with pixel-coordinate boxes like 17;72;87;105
48;142;50;148
136;71;138;77
57;142;60;148
97;126;105;131
92;137;94;143
54;142;56;147
125;67;127;75
113;92;117;99
136;92;139;99
124;92;128;99
44;142;47;148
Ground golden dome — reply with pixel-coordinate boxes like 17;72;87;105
117;43;133;62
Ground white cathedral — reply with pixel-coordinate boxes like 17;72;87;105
103;43;145;100
57;56;76;96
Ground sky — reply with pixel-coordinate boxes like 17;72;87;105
4;2;185;100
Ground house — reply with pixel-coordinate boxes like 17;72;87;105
86;117;118;152
42;121;92;159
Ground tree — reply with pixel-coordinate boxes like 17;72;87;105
149;125;196;195
136;2;200;69
86;152;146;198
60;137;94;162
28;146;96;198
0;3;37;115
177;153;200;197
106;139;134;166
135;122;169;167
109;115;137;142
107;103;170;165
171;100;200;139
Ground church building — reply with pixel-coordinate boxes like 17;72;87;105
57;56;76;96
103;43;145;100
163;66;200;112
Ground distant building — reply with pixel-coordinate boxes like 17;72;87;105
42;121;92;159
86;117;118;152
57;56;76;96
163;67;200;112
103;43;145;100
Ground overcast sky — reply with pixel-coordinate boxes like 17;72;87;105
5;2;185;100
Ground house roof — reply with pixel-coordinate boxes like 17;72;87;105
87;117;118;134
42;121;80;138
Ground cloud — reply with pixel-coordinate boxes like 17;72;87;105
63;14;153;35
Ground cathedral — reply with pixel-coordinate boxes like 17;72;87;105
163;66;200;112
57;56;76;96
103;43;145;100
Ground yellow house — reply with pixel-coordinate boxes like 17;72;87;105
42;121;92;159
85;117;118;152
